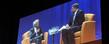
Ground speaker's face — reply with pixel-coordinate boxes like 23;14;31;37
34;22;39;27
71;7;77;13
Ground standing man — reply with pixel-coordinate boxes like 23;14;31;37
62;3;85;44
29;19;44;44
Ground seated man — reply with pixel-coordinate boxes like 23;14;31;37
62;3;85;44
29;19;44;44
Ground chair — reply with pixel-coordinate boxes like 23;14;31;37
41;32;48;44
21;31;48;44
60;13;96;44
21;31;30;44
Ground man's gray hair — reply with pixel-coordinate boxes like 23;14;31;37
33;19;39;26
72;3;79;8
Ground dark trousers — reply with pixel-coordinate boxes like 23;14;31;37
62;27;81;44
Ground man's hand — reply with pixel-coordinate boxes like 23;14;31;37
58;24;71;31
65;24;71;30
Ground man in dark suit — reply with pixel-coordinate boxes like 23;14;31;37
29;19;44;44
62;3;85;44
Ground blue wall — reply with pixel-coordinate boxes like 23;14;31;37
17;0;101;44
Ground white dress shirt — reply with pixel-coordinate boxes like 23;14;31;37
72;9;78;25
34;27;38;36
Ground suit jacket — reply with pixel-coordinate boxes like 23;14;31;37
68;9;85;32
29;27;44;43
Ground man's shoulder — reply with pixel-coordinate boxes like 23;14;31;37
78;9;84;13
29;28;34;31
